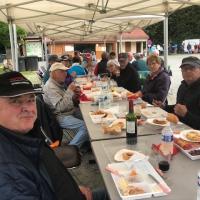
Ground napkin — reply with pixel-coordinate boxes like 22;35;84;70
151;143;179;158
79;93;93;102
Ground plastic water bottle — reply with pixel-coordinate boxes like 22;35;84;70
197;171;200;200
160;125;173;158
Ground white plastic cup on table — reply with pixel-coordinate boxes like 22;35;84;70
134;104;142;119
159;125;173;173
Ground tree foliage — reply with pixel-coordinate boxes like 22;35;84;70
0;21;27;48
144;5;200;45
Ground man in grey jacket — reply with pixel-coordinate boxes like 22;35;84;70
43;62;89;148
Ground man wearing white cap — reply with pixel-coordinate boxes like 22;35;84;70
43;62;89;148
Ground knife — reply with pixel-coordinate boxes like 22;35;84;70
148;174;171;194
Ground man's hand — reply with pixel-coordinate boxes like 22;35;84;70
72;94;80;106
74;86;81;96
152;99;164;108
79;186;93;200
174;103;188;117
68;82;76;91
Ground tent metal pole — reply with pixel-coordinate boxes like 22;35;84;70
8;21;15;70
6;6;16;70
163;2;169;69
13;24;19;71
119;32;122;53
164;15;168;69
44;37;48;68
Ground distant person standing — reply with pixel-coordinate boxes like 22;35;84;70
187;43;192;54
94;52;109;76
43;55;58;84
133;54;149;71
109;51;117;60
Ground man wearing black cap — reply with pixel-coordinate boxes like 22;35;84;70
0;71;108;200
116;52;141;92
156;56;200;129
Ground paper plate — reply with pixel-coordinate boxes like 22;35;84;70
114;149;146;162
146;118;170;127
180;129;200;143
141;107;167;119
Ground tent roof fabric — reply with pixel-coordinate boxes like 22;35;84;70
0;0;198;41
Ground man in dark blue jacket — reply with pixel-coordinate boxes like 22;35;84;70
155;56;200;130
0;71;107;200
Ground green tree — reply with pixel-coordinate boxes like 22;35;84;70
0;21;27;48
145;5;200;45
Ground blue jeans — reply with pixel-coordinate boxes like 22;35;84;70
57;115;89;148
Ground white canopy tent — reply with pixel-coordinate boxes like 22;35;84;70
0;0;199;70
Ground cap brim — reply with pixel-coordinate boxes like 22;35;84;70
180;61;200;68
0;89;43;98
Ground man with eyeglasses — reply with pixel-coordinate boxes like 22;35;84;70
0;71;108;200
155;56;200;129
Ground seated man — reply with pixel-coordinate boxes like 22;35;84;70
115;53;141;93
155;56;200;130
0;71;108;200
43;62;89;148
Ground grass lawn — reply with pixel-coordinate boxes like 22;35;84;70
0;64;41;85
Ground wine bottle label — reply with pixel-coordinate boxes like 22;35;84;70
127;121;135;133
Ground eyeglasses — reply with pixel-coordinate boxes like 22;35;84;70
181;66;198;72
7;95;36;107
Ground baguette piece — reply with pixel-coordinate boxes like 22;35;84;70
166;113;179;124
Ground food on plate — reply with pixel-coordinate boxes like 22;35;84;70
82;85;92;90
112;91;121;98
189;149;200;156
166;113;179;124
122;151;134;160
118;177;144;196
153;118;168;125
186;131;200;142
91;87;100;92
129;169;137;177
140;102;147;109
102;122;123;135
91;110;107;117
174;138;196;150
127;186;145;195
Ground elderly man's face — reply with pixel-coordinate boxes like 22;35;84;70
53;70;67;84
181;65;200;85
119;58;129;70
0;94;37;134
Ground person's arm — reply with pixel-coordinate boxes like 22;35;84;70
94;63;98;76
0;164;42;199
43;84;74;113
174;103;200;129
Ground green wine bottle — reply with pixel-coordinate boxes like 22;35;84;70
126;100;137;144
